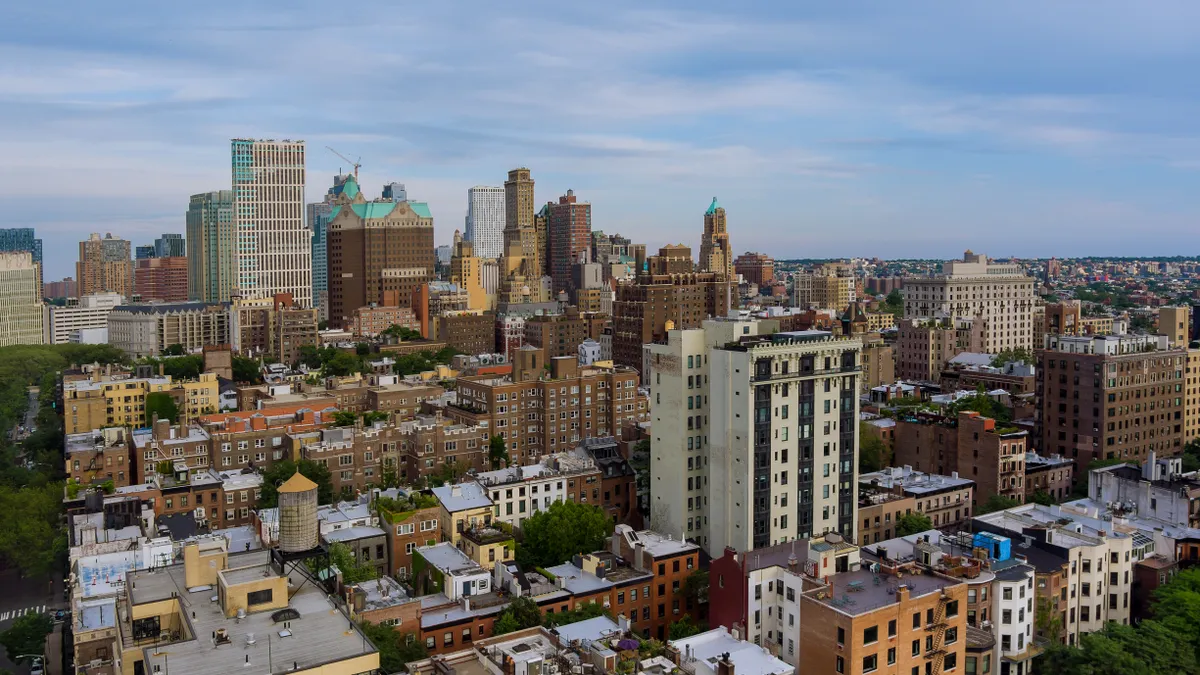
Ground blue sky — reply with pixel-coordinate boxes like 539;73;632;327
6;1;1200;279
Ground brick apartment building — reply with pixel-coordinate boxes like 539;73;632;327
523;307;608;360
1038;334;1186;470
893;411;1028;508
448;348;648;465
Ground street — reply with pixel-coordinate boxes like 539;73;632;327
8;386;38;443
0;568;64;674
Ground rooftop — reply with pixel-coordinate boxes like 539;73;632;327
615;526;700;558
860;466;974;495
129;550;378;675
323;525;387;544
350;576;412;611
544;563;613;595
431;482;492;512
672;627;792;675
418;542;488;576
809;559;961;616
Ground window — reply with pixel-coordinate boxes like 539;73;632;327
864;626;878;644
887;648;896;666
945;628;958;645
944;654;957;672
247;588;273;605
836;657;844;674
837;627;845;646
863;654;878;673
912;639;920;656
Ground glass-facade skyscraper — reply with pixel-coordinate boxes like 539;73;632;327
0;228;44;292
186;190;234;302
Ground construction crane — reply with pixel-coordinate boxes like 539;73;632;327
325;146;361;180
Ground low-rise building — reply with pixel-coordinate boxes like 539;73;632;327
860;465;976;531
893;411;1028;508
431;482;494;546
473;451;603;529
1023;452;1074;503
1087;453;1200;529
107;301;231;358
44;292;123;344
66;427;133;489
413;542;492;599
374;490;442;580
857;491;916;546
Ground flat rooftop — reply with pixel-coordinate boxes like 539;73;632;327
131;550;377;675
432;482;492;512
671;627;792;675
418;542;487;576
615;527;699;558
812;562;960;616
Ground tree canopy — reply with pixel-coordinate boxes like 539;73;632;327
859;423;888;473
991;347;1034;367
975;494;1021;515
358;622;427;673
896;512;934;538
145;391;179;425
231;355;263;384
321;542;378;584
0;612;52;664
543;602;611;628
489;434;510;470
1039;568;1200;675
258;459;335;507
668;616;705;640
493;596;543;636
516;500;615;568
946;389;1012;424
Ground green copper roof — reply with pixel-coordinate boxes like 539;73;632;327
341;176;360;199
328;201;432;221
705;197;720;215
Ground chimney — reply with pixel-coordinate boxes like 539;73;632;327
716;652;735;675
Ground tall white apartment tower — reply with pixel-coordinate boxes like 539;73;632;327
708;330;862;554
644;316;769;552
231;139;311;306
465;186;506;259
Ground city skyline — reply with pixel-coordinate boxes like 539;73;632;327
8;2;1200;279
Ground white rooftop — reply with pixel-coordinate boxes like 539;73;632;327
671;627;792;675
432;482;493;512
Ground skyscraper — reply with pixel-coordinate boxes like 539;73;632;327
382;182;407;202
497;168;547;304
186;190;235;302
135;245;155;260
326;175;435;328
547;190;592;295
134;256;189;303
307;174;350;314
699;197;733;280
0;252;43;346
0;228;44;294
465;186;505;259
77;233;132;298
231;138;310;306
154;233;185;258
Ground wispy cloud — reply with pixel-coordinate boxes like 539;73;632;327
5;0;1200;276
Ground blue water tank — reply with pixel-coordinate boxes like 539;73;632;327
973;532;1011;561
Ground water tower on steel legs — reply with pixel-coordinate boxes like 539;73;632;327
269;471;329;593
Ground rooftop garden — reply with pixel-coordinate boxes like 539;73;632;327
376;492;440;524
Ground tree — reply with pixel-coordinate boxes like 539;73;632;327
145;392;179;424
0;612;52;664
259;459;334;506
321;542;377;584
332;411;359;427
231;356;263;384
896;512;933;537
383;325;423;341
859;423;887;473
1030;490;1056;506
355;343;371;356
976;494;1021;515
683;569;710;606
668;616;704;640
163;343;186;356
517;500;615;568
0;483;66;578
359;622;427;674
493;596;542;635
946;389;1011;424
543;603;611;628
488;434;510;470
990;347;1034;368
879;289;904;316
323;350;362;377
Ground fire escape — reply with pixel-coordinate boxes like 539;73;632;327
926;590;950;675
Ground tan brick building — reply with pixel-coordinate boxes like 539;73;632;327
66;427;133;489
448;349;648;464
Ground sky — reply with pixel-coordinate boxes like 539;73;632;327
6;1;1200;279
